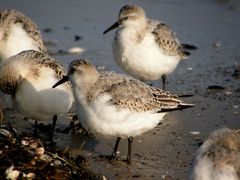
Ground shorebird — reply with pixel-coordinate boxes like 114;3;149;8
0;50;73;140
103;4;195;89
0;9;47;62
189;128;240;180
0;9;47;109
52;59;194;164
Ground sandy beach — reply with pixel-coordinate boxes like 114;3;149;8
0;0;239;179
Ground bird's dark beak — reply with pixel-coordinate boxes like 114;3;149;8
103;21;119;34
52;75;69;88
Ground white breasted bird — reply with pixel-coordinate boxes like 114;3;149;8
103;4;196;89
189;128;240;180
0;9;47;62
52;58;194;164
0;50;73;140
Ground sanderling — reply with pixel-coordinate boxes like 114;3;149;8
52;59;194;164
189;128;240;180
104;4;195;89
0;50;73;140
0;9;47;62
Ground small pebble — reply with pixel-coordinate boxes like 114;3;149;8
74;35;82;41
161;174;166;179
212;42;221;48
197;113;201;117
21;140;29;146
36;147;45;155
225;91;232;95
233;105;239;109
26;173;36;179
5;166;20;180
190;131;200;135
67;47;85;54
52;160;62;166
30;142;38;149
97;66;106;70
43;28;53;33
207;85;225;90
39;154;53;162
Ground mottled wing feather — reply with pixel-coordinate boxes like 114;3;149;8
0;50;68;95
107;78;181;112
39;56;65;80
150;20;187;58
22;50;66;80
203;129;240;177
0;74;22;95
87;71;127;102
149;86;181;106
0;9;47;53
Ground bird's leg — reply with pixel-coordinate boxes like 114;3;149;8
161;74;167;90
110;137;121;159
33;120;38;137
127;137;133;164
50;115;57;141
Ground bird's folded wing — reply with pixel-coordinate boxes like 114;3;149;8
107;79;182;112
150;21;188;58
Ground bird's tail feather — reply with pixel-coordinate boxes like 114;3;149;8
159;103;195;112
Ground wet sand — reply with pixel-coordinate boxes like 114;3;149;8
0;0;240;179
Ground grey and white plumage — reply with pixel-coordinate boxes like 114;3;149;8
189;128;240;180
0;50;73;138
52;59;194;164
0;9;47;61
104;4;193;89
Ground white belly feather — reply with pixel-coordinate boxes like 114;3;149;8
74;87;166;139
113;29;181;81
0;24;39;60
15;67;73;121
189;156;239;180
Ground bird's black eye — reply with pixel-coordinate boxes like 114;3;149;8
119;17;128;23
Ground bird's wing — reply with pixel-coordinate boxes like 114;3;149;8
150;20;189;58
107;78;184;112
0;9;47;53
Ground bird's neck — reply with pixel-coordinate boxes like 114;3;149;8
118;21;147;43
71;73;99;100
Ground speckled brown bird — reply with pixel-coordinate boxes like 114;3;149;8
53;58;194;164
189;128;240;180
104;4;195;89
0;9;47;62
0;50;73;140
